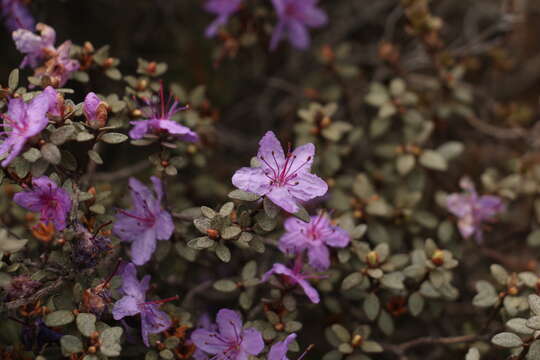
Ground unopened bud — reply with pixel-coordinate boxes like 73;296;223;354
274;323;285;331
351;334;363;347
320;116;332;128
147;62;157;74
431;249;444;266
366;251;379;267
207;229;219;239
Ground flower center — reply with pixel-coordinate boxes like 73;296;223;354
259;148;311;187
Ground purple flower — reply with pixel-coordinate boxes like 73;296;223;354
1;0;35;32
12;23;56;68
0;87;52;167
262;262;320;303
13;176;72;231
112;263;174;347
270;0;327;50
232;131;328;214
35;40;80;87
43;86;63;117
191;309;264;360
204;0;242;37
129;82;198;142
279;212;350;271
447;177;505;243
113;177;174;265
83;92;108;129
268;333;297;360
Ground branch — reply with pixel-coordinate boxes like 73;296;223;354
88;159;151;182
3;277;66;311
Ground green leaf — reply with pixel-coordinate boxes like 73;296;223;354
377;310;394;335
60;335;83;355
491;332;523;348
187;236;215;250
0;229;28;253
77;132;95;142
465;347;480;360
45;310;75;327
380;272;405;290
341;272;363;290
506;318;534;335
292;204;310;223
527;340;540;360
213;279;237;292
404;291;423;317
215;243;231;263
22;148;41;163
101;132;128;144
363;293;380;321
76;313;97;337
361;340;383;353
221;226;241;240
105;68;122;80
419;150;447;171
396;154;415;175
331;324;351;342
527;230;540;247
526;316;540;330
99;327;123;357
529;295;540;316
41;143;62;165
219;202;234;216
490;264;509;286
50;125;75;145
193;218;211;233
201;206;216;218
264;197;280;218
8;69;19;90
228;189;260;201
241;261;257;280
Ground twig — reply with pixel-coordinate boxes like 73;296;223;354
3;277;66;311
89;159;151;182
182;280;212;308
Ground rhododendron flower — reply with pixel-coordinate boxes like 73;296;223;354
204;0;242;37
270;0;327;50
42;86;63;117
112;263;174;347
279;212;350;271
83;92;108;129
13;176;72;231
1;0;35;32
113;177;174;265
268;333;297;360
191;309;264;360
129;82;198;142
12;23;56;68
447;177;505;243
262;261;320;303
35;40;79;87
232;131;327;213
0;87;52;167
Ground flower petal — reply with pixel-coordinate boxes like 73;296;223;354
112;296;140;320
257;131;285;167
232;166;270;196
297;277;320;303
216;309;243;343
191;329;228;354
267;187;298;213
288;172;328;202
268;333;297;360
130;228;157;266
241;328;264;355
307;244;330;271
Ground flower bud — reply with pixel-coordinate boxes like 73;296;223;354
366;251;379;267
83;92;108;129
431;249;444;266
351;334;363;347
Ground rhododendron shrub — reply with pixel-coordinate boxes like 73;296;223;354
1;1;540;359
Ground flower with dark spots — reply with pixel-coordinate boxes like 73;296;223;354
204;0;242;37
191;309;264;360
13;176;72;231
279;211;350;271
268;333;297;360
112;263;175;347
262;259;320;303
232;131;327;213
1;0;35;32
270;0;327;50
447;177;505;243
0;87;52;167
129;82;198;142
113;176;174;265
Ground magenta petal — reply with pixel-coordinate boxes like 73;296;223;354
268;333;297;360
288;172;328;202
297;278;320;303
324;227;350;248
307;244;330;271
129;120;150;139
216;309;243;342
257;131;285;166
231;167;270;196
267;187;298;213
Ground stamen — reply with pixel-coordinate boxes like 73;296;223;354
143;295;179;306
297;344;315;360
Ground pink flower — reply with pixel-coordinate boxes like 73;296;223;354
204;0;243;37
12;23;56;68
129;82;198;142
447;177;505;243
191;309;264;360
113;177;174;265
279;212;350;271
232;131;328;213
13;176;72;231
112;263;175;347
270;0;327;50
0;87;52;167
1;0;35;32
262;261;320;303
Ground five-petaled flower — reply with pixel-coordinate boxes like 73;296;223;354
13;176;72;231
0;87;52;167
232;131;327;214
446;177;505;243
270;0;327;50
191;308;264;360
268;333;297;360
113;176;174;265
262;260;320;303
204;0;242;38
112;263;175;347
129;82;198;142
279;212;350;271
